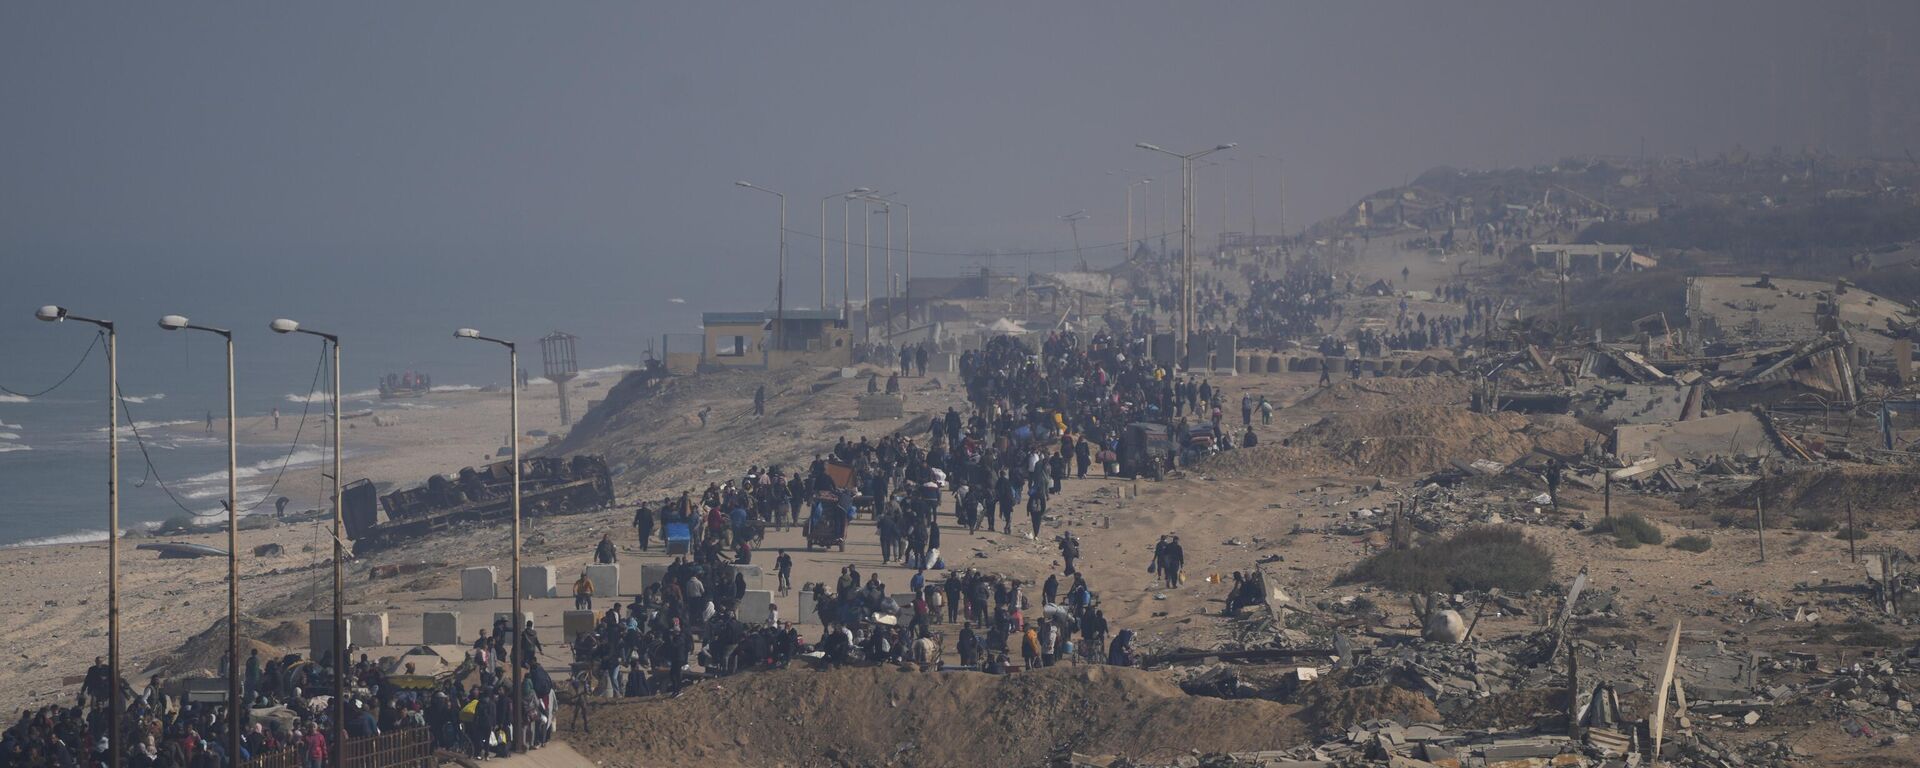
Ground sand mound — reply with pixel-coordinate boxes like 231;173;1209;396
1196;445;1347;479
568;665;1307;768
1288;407;1598;477
1726;467;1920;524
144;615;304;678
1292;377;1472;412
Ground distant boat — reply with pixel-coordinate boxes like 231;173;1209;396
136;542;229;559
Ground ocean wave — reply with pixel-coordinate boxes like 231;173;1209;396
0;432;20;440
0;394;29;404
0;442;30;453
529;364;636;385
429;384;481;393
184;483;268;501
4;529;111;548
0;420;19;429
95;418;197;433
288;389;380;404
179;447;332;486
121;393;166;404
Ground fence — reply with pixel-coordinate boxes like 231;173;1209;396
244;727;436;768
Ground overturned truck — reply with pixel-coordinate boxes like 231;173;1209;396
342;455;615;554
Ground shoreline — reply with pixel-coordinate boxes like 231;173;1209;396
0;368;631;551
0;366;628;714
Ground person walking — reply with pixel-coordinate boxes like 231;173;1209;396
633;503;654;551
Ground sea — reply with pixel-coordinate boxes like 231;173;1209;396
0;333;644;549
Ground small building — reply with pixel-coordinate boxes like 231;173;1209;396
700;309;851;370
1529;243;1657;275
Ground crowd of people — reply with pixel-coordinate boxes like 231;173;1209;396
5;634;570;768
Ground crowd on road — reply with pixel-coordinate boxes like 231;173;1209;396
5;635;573;768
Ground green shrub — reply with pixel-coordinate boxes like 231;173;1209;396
1670;535;1713;553
1835;528;1870;541
1594;513;1663;547
1340;526;1554;594
1794;512;1837;532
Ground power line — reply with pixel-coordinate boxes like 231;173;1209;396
239;339;329;513
116;338;332;518
116;386;201;516
1;330;102;398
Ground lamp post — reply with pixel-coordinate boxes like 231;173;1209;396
735;181;787;356
454;328;522;752
34;305;120;768
841;194;861;327
268;318;344;768
858;194;908;334
157;314;240;768
821;188;873;312
1126;178;1151;261
1136;141;1236;367
871;203;892;336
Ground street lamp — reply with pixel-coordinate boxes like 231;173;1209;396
821;188;873;311
268;317;345;768
857;194;909;335
735;181;787;358
1126;178;1151;261
453;328;523;752
157;314;241;768
35;305;121;768
1136;141;1237;367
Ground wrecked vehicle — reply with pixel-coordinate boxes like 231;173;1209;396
342;454;615;554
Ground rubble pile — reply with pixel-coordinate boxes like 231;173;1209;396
1288;407;1601;477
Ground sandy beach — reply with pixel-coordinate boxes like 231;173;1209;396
0;367;627;714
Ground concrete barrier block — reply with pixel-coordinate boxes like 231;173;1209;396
585;563;621;597
639;564;672;593
520;565;557;598
797;589;818;624
422;612;461;645
348;612;389;648
491;611;534;630
562;610;598;642
308;618;350;662
460;566;497;601
737;590;774;624
724;563;764;590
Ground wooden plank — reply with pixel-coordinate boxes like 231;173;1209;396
1652;619;1683;764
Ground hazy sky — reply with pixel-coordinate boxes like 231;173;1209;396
4;1;1917;394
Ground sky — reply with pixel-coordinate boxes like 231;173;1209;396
4;1;1918;398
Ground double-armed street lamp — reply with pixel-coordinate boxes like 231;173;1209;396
1135;141;1236;367
821;188;874;312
